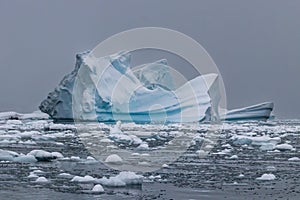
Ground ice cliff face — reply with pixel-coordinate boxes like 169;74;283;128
40;51;90;120
39;51;273;122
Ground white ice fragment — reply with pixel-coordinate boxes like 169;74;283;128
14;154;37;163
131;152;140;156
222;144;232;148
87;156;95;160
97;171;143;187
256;173;276;181
27;150;63;161
260;143;275;151
104;154;123;164
92;184;104;192
71;175;95;183
162;164;169;168
275;143;294;150
288;157;300;161
58;173;73;178
138;161;150;166
238;174;245;178
0;149;19;161
70;156;81;160
35;177;49;183
228;155;238;159
136;142;149;150
100;138;113;143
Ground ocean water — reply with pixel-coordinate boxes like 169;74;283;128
0;117;299;200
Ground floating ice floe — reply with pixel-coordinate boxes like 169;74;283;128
39;51;274;122
58;173;74;178
108;122;142;145
0;111;49;120
231;135;281;148
71;175;95;183
238;174;245;178
0;149;19;161
27;150;64;161
0;149;64;163
70;171;143;187
35;177;49;183
256;173;276;181
228;155;238;159
104;154;123;164
92;184;104;192
162;164;169;168
14;154;37;163
136;142;149;150
288;157;300;161
275;143;294;151
97;171;143;186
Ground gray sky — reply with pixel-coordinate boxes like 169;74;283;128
0;0;299;118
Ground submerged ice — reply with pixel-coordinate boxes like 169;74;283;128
39;51;274;122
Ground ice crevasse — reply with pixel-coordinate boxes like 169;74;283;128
39;51;273;123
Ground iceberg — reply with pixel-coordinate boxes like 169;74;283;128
39;51;274;123
222;102;274;121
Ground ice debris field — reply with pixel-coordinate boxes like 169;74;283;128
0;111;299;199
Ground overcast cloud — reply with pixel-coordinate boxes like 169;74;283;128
0;0;299;118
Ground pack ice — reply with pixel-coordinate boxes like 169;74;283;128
39;51;274;122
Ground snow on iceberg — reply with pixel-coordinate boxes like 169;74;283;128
39;51;274;122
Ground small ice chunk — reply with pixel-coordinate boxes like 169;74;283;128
228;155;238;159
162;164;169;168
58;173;73;178
35;177;49;183
275;143;294;150
256;173;276;180
71;175;95;183
70;156;81;160
238;174;245;178
27;150;63;161
98;171;143;186
260;143;275;151
98;176;126;187
87;156;95;160
92;184;104;192
14;154;37;163
32;169;44;174
222;144;232;148
105;154;123;164
138;161;150;166
0;149;19;161
137;142;149;150
100;138;113;143
288;157;300;161
110;121;122;134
